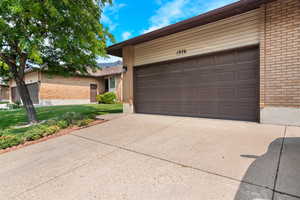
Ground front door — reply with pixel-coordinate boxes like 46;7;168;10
90;84;98;103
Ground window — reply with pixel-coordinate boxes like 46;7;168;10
109;77;116;91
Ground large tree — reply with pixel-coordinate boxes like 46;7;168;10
0;0;114;123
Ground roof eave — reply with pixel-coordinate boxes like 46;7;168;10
107;0;274;57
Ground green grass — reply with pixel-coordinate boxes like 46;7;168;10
0;101;8;104
0;104;123;130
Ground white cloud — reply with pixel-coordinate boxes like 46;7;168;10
122;31;132;40
97;55;122;63
142;0;188;33
101;1;126;31
101;14;117;31
142;0;238;34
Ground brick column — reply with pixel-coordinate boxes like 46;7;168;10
260;0;300;126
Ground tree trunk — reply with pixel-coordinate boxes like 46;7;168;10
15;79;38;124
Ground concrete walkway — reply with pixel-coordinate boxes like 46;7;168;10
0;114;299;200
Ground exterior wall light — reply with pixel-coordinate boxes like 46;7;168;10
123;66;128;73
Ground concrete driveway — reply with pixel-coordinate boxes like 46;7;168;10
1;114;299;200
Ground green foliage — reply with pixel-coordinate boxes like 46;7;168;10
0;103;125;150
0;104;123;130
43;125;60;136
76;119;94;127
0;0;115;124
7;103;21;110
0;0;114;78
60;112;84;124
0;136;22;149
56;120;69;129
96;92;117;104
23;130;44;141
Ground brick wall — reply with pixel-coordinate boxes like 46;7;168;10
0;86;9;100
260;0;300;108
40;73;100;101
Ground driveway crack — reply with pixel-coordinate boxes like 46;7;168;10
271;126;287;200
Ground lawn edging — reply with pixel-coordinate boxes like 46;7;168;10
0;119;107;155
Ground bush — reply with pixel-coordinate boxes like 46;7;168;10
7;103;21;110
46;119;58;126
0;136;22;149
60;112;84;124
0;112;97;149
56;120;69;129
43;125;60;136
76;119;94;127
87;113;97;120
24;131;43;141
96;92;117;104
23;124;60;141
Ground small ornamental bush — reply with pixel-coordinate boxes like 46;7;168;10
76;119;94;127
24;131;43;141
43;125;60;136
0;112;96;150
96;92;117;104
7;103;21;110
56;120;69;129
0;136;22;149
60;112;84;124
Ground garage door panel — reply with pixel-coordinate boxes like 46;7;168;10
237;85;258;98
215;51;236;65
237;47;259;62
216;71;236;82
134;46;259;122
237;69;257;81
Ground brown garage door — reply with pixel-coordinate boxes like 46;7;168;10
134;46;259;122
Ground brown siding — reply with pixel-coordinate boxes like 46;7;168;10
122;46;134;105
40;73;100;100
115;74;123;102
135;9;260;66
260;0;300;108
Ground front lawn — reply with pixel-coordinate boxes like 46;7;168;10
0;104;122;150
0;104;122;130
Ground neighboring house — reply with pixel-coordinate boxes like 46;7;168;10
0;84;9;102
107;0;300;126
8;62;123;106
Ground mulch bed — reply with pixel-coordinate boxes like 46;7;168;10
0;119;107;155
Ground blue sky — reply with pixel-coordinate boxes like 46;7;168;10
100;0;238;62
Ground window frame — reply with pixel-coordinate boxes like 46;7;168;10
108;76;116;92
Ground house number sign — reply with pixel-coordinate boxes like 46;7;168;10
176;49;187;55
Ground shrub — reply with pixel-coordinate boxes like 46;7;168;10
46;119;58;126
24;131;43;141
0;136;22;149
96;92;117;104
23;124;60;141
56;120;69;129
23;126;45;141
76;119;94;127
0;129;11;137
60;112;84;124
43;125;60;136
87;113;97;120
7;103;21;110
